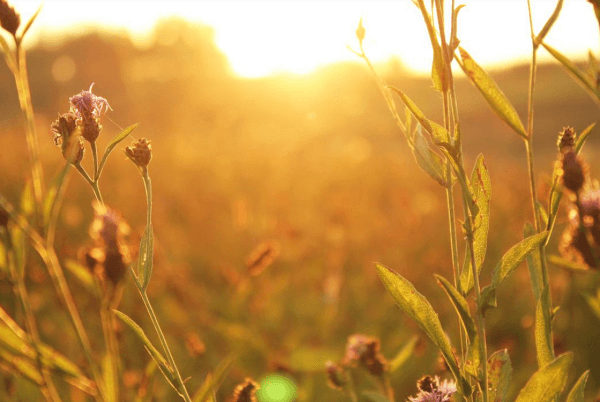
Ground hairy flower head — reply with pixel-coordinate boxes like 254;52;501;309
69;84;110;143
409;376;457;402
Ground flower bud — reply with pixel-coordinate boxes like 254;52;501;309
51;112;84;165
560;150;587;194
356;18;365;43
557;127;576;154
231;378;260;402
325;361;347;391
125;138;152;169
0;0;20;36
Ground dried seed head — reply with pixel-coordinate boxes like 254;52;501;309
409;376;457;402
0;0;20;36
246;241;279;276
560;150;587;194
125;138;152;169
325;361;347;391
51;112;84;164
344;334;388;377
557;127;577;153
231;378;260;402
356;18;365;43
89;202;131;285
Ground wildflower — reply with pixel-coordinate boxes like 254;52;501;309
0;0;20;37
559;150;587;195
69;84;110;143
89;202;131;285
51;112;84;164
125;138;152;170
344;334;388;377
408;376;457;402
557;127;576;154
325;361;347;391
246;241;279;276
231;378;260;402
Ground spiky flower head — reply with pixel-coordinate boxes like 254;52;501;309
89;202;131;285
409;376;457;402
325;361;347;391
230;378;260;402
0;0;20;36
69;84;110;143
559;150;587;195
51;112;84;164
125;138;152;170
557;127;577;154
344;334;388;377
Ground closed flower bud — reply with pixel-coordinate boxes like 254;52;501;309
356;18;365;43
560;150;587;194
0;0;20;37
231;378;260;402
557;127;577;153
125;138;152;169
51;112;84;164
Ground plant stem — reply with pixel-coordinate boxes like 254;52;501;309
100;296;119;402
14;42;44;227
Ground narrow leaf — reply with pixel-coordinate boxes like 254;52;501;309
524;223;543;302
575;122;596;153
542;43;600;102
460;154;491;294
514;353;573;402
98;123;139;176
113;310;179;392
458;47;527;138
138;224;154;291
375;263;471;396
535;287;554;368
535;0;564;46
416;0;447;92
192;354;236;402
413;125;448;187
566;371;590;402
389;336;418;373
487;350;512;402
435;275;476;340
19;3;43;40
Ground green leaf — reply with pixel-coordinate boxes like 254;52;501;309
542;43;600;102
137;224;154;291
435;275;476;341
98;123;139;177
481;232;548;312
460;154;491;294
524;224;543;302
535;0;564;46
487;350;512;402
458;47;527;139
413;126;449;187
389;336;418;373
535;286;554;368
575;122;596;154
113;310;179;393
362;392;390;402
566;371;589;402
375;263;471;396
514;353;573;402
415;0;447;92
192;354;236;402
388;87;449;143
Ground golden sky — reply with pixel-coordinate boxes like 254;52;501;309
11;0;600;78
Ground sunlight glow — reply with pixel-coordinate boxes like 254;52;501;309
11;0;600;78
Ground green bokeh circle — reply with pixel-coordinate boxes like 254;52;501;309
256;374;297;402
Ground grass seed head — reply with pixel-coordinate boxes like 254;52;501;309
557;127;577;154
125;138;152;169
0;0;20;37
230;378;260;402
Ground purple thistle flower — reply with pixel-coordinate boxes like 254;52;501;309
69;83;111;120
408;376;457;402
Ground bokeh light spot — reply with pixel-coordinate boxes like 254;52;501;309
257;374;297;402
51;55;76;82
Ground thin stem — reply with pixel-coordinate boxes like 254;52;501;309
100;296;119;402
91;142;100;181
